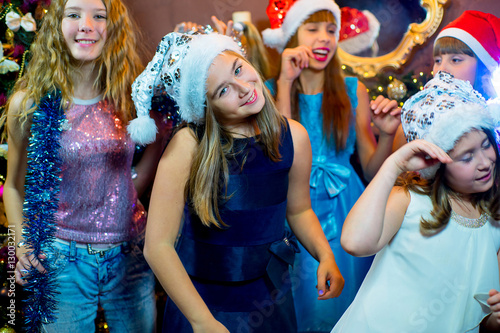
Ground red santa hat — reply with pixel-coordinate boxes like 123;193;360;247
262;0;341;53
338;7;380;55
435;10;500;72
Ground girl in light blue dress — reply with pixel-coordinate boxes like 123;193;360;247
263;0;401;330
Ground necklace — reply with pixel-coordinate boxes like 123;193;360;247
451;211;489;228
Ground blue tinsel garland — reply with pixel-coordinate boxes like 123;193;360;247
22;91;65;332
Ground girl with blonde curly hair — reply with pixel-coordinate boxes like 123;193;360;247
3;0;161;331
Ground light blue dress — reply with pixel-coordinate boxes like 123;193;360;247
267;77;374;331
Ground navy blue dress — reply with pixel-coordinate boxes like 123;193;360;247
163;120;299;332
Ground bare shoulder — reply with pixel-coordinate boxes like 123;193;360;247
287;118;310;147
355;81;370;107
6;90;32;141
356;80;367;92
161;126;198;161
7;90;30;116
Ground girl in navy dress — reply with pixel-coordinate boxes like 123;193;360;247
128;31;344;332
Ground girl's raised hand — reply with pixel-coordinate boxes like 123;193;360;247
278;46;313;84
370;95;401;116
174;21;201;33
211;16;234;37
370;96;402;137
389;139;452;175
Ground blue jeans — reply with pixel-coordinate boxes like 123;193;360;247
41;235;156;333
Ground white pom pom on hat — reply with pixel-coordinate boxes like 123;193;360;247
127;32;242;145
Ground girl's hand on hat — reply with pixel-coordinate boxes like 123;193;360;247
15;251;47;285
390;139;452;174
278;46;313;85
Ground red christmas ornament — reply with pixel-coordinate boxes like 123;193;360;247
339;7;370;42
266;0;297;29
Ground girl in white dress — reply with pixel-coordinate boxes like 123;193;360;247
332;71;500;332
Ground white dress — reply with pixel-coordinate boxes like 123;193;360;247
332;190;500;333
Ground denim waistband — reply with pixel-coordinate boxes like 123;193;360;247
54;237;130;258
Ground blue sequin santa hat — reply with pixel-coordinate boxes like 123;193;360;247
401;71;496;179
127;31;243;145
262;0;341;53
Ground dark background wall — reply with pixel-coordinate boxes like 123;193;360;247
123;0;500;76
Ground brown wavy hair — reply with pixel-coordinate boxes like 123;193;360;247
283;10;352;151
1;0;143;133
186;52;286;228
396;129;500;235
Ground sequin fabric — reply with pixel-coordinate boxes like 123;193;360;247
451;211;489;228
55;97;146;243
131;31;242;125
401;71;487;143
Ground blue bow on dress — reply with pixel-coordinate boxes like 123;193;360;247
310;160;351;198
266;232;300;295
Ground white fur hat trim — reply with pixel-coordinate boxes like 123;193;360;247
338;10;380;55
262;0;341;52
178;34;242;124
401;71;495;178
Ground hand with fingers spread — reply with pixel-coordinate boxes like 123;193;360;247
210;16;234;37
174;21;202;33
15;251;47;285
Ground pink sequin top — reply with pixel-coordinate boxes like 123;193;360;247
55;96;146;244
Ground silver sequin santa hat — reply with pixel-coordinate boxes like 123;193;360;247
127;31;243;145
401;71;496;179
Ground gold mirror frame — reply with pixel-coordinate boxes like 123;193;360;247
338;0;450;78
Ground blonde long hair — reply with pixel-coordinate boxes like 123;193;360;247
239;21;274;80
284;10;352;151
2;0;143;133
397;129;500;235
187;53;286;228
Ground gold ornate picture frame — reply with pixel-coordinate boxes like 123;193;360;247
338;0;450;78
